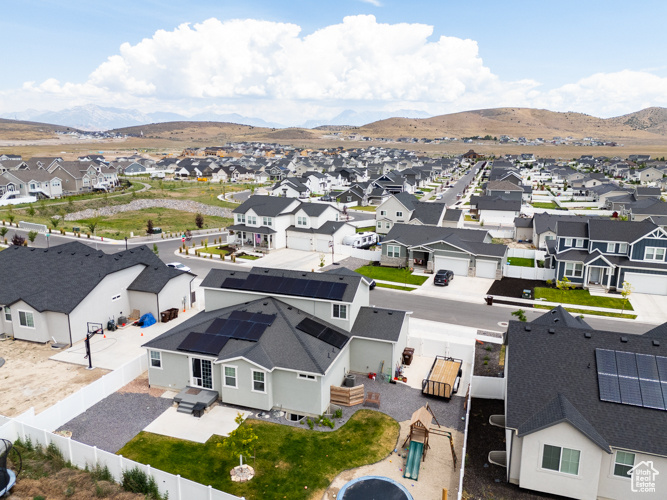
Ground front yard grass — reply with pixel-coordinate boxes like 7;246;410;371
355;226;376;233
534;305;637;319
350;205;377;212
534;287;634;311
531;202;559;209
117;410;398;500
375;283;417;291
198;245;234;256
237;253;260;260
355;265;429;286
507;257;534;267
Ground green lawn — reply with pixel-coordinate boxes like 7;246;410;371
375;283;416;291
531;202;559;209
349;205;377;212
420;187;434;192
534;287;634;311
507;257;534;267
118;410;398;500
238;253;261;260
198;245;235;256
355;226;376;233
534;305;636;319
355;265;429;286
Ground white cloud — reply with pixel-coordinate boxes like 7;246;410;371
2;15;667;124
359;0;382;7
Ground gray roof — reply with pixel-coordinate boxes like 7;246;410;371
143;298;349;374
556;220;588;238
0;242;182;313
351;307;407;341
409;202;446;225
232;195;297;216
391;192;419;211
200;267;360;303
472;196;521;211
530;305;592;329
287;221;351;235
443;209;463;222
291;203;337;217
227;224;277;235
322;266;373;287
587;219;658;243
505;320;667;456
486;180;524;191
513;217;533;228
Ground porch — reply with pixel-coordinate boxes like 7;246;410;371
584;264;616;292
229;225;277;251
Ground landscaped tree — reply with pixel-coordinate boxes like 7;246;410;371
511;309;527;322
27;231;38;244
152;243;159;256
620;281;633;314
27;205;36;217
11;233;25;246
0;227;7;242
85;217;101;235
49;216;61;229
195;213;204;229
146;219;154;235
221;413;258;467
7;209;15;226
556;276;575;301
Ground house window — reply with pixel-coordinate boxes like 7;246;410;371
332;303;348;319
542;444;580;475
377;222;382;230
346;196;352;202
396;211;403;218
380;210;386;216
111;293;121;302
298;373;316;381
297;216;307;226
224;366;237;388
607;243;616;253
4;306;10;321
614;451;635;478
150;351;161;368
387;245;401;258
262;217;272;226
192;358;213;389
18;310;34;328
564;238;573;247
385;222;391;229
237;214;245;223
252;370;266;393
618;243;628;254
645;247;666;261
247;216;257;225
564;262;583;278
575;239;585;248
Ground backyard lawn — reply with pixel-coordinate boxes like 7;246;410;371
507;257;534;267
355;226;376;233
355;265;429;286
350;205;377;212
531;202;559;209
117;410;398;500
534;287;634;311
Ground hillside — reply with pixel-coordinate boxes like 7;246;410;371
0;118;78;140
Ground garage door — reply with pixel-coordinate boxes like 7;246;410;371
288;235;311;251
434;255;469;276
315;237;332;253
476;260;498;279
624;272;667;295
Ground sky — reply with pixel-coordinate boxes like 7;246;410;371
2;0;667;126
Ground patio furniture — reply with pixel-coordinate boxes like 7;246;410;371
364;391;381;408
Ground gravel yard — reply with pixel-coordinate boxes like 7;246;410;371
56;375;171;453
64;198;233;221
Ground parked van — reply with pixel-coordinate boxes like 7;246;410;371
342;232;378;249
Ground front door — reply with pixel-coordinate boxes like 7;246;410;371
589;267;601;284
192;358;213;389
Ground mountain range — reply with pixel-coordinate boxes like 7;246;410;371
0;105;431;132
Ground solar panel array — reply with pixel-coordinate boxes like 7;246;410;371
596;348;667;411
222;274;348;301
177;311;277;356
296;317;349;349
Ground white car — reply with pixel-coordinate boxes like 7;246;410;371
167;262;191;273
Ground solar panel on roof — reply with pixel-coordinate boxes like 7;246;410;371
178;332;202;352
636;353;660;381
250;313;276;325
303;280;321;297
296;317;326;337
276;277;293;294
222;278;245;289
245;323;268;341
618;376;643;406
229;310;253;322
639;379;665;410
291;279;309;296
595;349;617;375
328;282;347;301
597;373;621;403
319;328;349;349
615;351;639;378
224;319;242;337
206;318;226;334
314;281;334;299
655;356;667;381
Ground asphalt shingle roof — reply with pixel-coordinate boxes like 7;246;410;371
232;195;298;216
351;307;407;342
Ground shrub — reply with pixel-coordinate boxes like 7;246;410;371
334;409;343;419
122;467;165;500
307;418;314;430
90;464;114;482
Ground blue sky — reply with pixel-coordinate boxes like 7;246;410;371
2;0;666;125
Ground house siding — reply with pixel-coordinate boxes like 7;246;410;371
349;338;393;375
147;350;191;390
217;358;271;410
320;345;351;413
596;450;667;500
272;369;323;416
11;300;50;343
630;237;667;261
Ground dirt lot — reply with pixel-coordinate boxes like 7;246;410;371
487;278;548;299
473;342;505;378
0;339;108;417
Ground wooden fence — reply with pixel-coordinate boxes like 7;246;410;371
330;385;364;406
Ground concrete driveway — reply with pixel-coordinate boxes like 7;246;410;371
412;274;494;303
628;293;667;324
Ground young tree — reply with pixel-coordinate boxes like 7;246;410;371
27;230;38;243
620;281;633;314
195;213;204;229
221;413;258;466
146;219;154;235
27;205;36;217
556;276;575;301
0;227;7;241
11;233;25;246
152;243;159;256
85;217;101;235
49;216;61;229
511;309;527;322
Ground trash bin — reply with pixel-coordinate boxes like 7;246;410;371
402;347;415;366
344;374;356;387
152;227;162;234
485;295;494;306
522;289;532;299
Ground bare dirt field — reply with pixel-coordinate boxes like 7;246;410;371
0;339;108;417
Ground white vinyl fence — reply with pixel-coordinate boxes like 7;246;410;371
336;244;381;261
471;376;506;400
504;248;555;280
0;419;243;500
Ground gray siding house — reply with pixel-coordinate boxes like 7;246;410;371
143;267;410;416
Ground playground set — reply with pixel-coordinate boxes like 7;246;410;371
402;404;457;481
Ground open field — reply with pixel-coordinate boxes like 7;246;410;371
0;338;108;417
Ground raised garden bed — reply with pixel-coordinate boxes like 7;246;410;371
474;342;505;377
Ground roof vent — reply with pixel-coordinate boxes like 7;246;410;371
550;309;557;315
548;328;556;334
57;250;62;254
30;248;35;252
373;310;378;313
230;272;235;275
287;306;292;310
339;276;344;280
554;318;559;323
524;326;531;331
653;340;661;347
584;332;592;339
388;312;393;315
620;336;628;343
264;269;269;273
302;273;307;276
263;302;268;306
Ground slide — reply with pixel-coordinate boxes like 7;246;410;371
403;440;424;480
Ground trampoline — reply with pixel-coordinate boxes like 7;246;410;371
338;475;413;500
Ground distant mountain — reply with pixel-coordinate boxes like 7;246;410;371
302;109;431;128
0;105;285;132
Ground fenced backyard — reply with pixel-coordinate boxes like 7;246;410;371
503;248;555;281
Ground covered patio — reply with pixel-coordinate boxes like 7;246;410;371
228;224;277;251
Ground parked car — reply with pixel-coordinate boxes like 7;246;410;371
167;262;191;273
320;195;334;202
434;269;454;286
415;190;424;195
435;194;443;200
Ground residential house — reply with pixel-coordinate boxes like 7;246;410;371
0;170;62;199
0;242;195;345
469;196;521;224
143;267;409;416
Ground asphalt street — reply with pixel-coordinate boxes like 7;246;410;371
434;160;484;205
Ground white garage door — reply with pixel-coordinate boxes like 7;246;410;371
624;272;667;295
434;255;469;276
315;237;332;253
288;235;311;251
476;260;498;279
